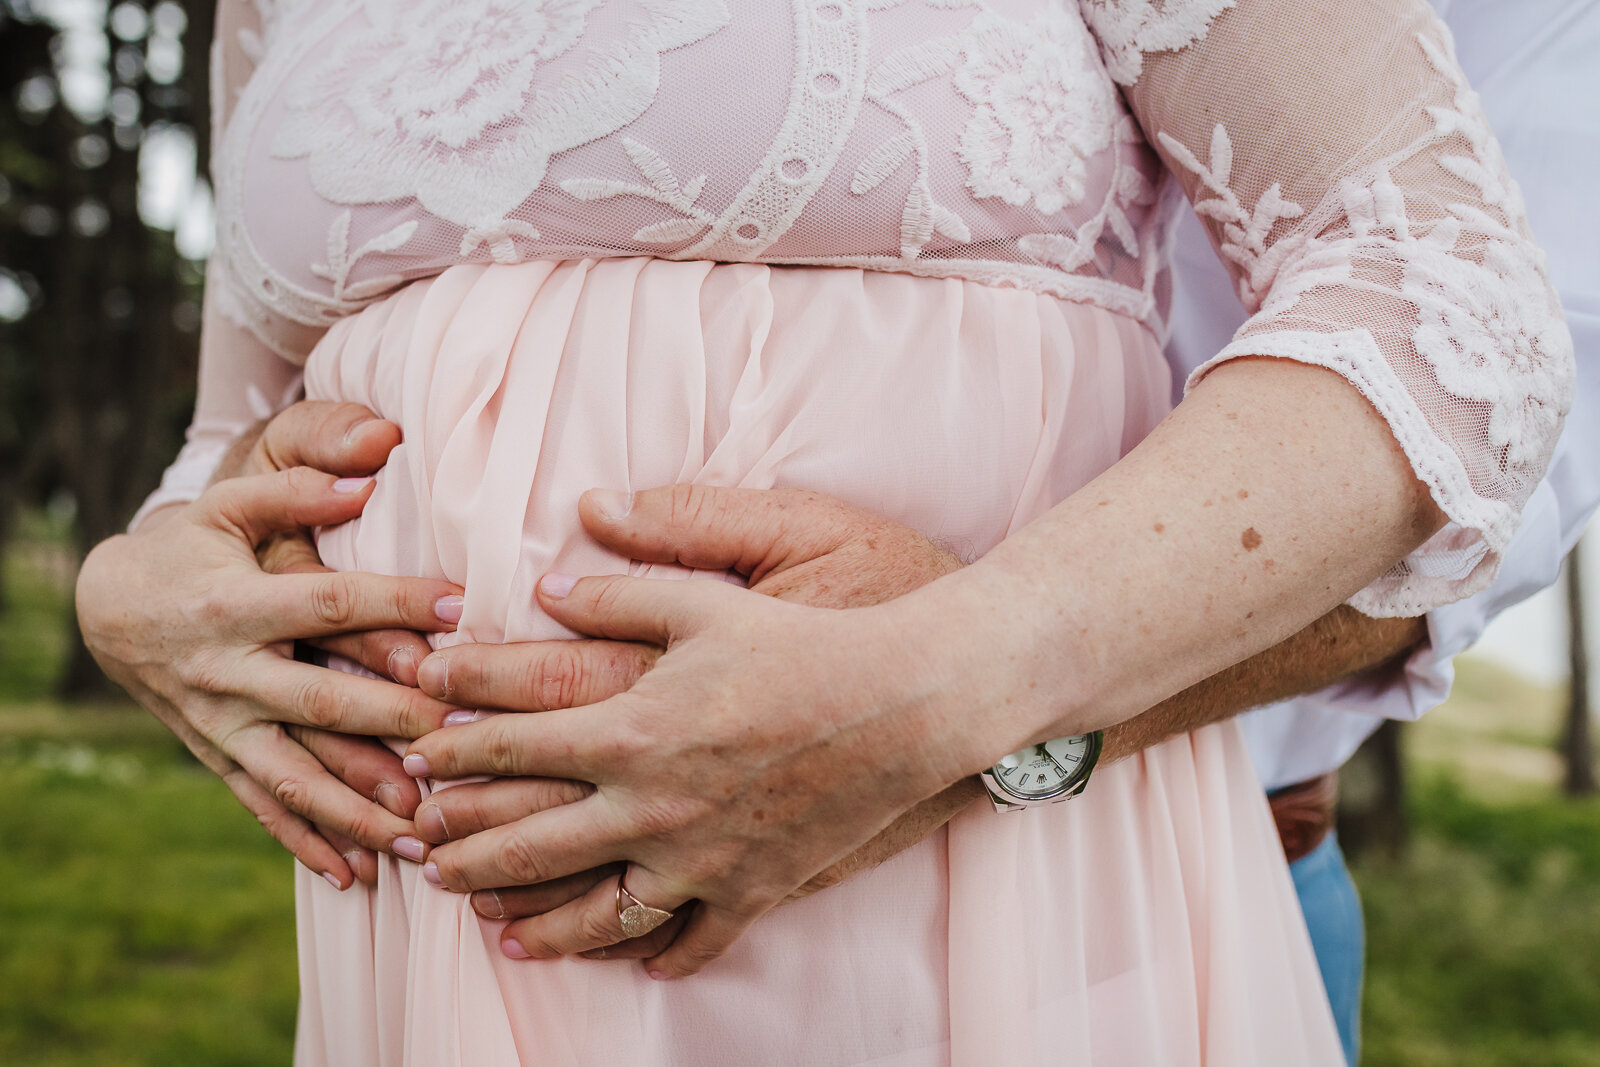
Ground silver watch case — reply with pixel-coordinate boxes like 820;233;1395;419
979;731;1103;813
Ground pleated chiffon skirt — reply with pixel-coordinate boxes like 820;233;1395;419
297;257;1342;1066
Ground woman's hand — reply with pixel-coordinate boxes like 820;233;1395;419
405;485;992;977
407;569;972;978
221;401;457;882
76;461;464;887
404;485;980;953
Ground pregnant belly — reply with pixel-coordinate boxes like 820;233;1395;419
304;256;1170;648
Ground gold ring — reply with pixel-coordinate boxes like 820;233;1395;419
616;875;674;938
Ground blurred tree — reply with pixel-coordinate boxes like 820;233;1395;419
0;0;213;694
1339;720;1410;863
1563;540;1596;796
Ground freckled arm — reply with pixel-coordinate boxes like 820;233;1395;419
901;355;1447;759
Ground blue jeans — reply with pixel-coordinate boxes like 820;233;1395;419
1289;832;1364;1065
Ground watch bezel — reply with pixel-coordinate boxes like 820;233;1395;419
983;731;1103;805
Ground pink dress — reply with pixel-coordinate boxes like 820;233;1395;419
134;1;1570;1063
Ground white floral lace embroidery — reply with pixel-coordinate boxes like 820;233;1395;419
272;0;729;257
1158;123;1303;308
1076;0;1235;85
953;7;1119;215
205;0;1572;615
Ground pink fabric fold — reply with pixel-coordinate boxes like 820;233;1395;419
297;258;1341;1066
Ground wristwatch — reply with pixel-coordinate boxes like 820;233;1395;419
979;732;1103;812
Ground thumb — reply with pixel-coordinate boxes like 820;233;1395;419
255;401;400;478
578;485;856;584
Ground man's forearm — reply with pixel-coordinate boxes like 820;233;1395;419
1101;605;1426;763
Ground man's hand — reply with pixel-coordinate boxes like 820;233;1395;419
405;485;978;958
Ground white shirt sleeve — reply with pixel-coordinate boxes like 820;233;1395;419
1164;0;1600;789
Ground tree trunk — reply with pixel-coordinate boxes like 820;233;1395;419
1563;542;1597;796
1337;719;1409;862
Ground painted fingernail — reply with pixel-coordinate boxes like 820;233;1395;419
403;753;431;778
416;802;448;841
392;836;426;863
502;938;530;959
434;595;464;624
648;970;669;981
443;710;481;727
322;870;345;890
374;782;408;817
422;861;443;887
332;476;374;494
590;489;634;520
540;573;578;599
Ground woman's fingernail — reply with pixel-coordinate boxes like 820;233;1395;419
540;573;578;599
392;836;426;863
502;938;530;959
589;489;634;520
416;803;448;841
332;476;374;494
403;753;431;778
342;849;364;870
374;782;407;817
648;970;669;981
434;595;464;623
422;861;443;887
322;870;345;890
443;710;481;727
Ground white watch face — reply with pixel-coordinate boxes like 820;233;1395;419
992;735;1097;801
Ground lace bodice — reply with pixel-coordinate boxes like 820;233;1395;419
214;0;1170;359
154;0;1573;616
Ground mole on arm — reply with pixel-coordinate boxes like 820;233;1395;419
1241;527;1263;551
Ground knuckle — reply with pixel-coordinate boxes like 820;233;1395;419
531;644;585;709
536;778;593;810
576;905;617;946
311;575;359;630
174;649;231;695
589;577;630;619
483;724;524;774
501;833;550;884
298;675;355;731
272;775;311;815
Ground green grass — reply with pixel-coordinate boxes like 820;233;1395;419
0;519;298;1065
1;518;1597;1064
1358;776;1600;1067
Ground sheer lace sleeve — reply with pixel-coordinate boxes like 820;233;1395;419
130;0;308;530
1081;0;1575;616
